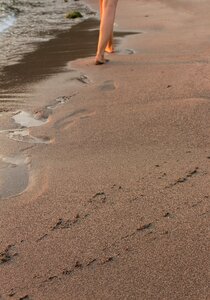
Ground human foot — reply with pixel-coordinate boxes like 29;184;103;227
105;46;114;53
95;55;109;65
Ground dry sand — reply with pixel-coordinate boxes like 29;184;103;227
0;0;210;299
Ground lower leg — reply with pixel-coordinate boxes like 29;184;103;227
96;0;118;61
100;0;114;54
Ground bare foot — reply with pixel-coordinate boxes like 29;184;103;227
95;55;109;65
105;46;114;53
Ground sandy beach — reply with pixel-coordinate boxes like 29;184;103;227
0;0;210;299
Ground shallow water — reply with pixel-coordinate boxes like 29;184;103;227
12;111;48;127
0;0;94;70
0;154;29;199
0;0;137;118
0;14;16;33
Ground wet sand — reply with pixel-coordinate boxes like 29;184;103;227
0;17;134;112
0;0;210;299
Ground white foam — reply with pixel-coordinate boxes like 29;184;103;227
0;15;16;33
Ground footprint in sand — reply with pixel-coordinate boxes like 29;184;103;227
47;95;76;110
0;154;30;199
68;74;91;85
12;110;49;128
54;109;95;131
98;80;116;92
8;129;51;144
0;109;52;144
1;94;76;144
0;244;18;265
76;74;91;85
118;48;136;55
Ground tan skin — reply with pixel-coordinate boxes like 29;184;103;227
95;0;118;64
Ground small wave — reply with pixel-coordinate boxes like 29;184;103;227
0;15;16;33
0;0;94;71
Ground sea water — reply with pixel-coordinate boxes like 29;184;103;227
0;0;94;70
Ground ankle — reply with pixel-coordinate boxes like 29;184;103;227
96;51;105;58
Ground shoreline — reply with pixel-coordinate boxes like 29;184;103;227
0;0;96;72
0;15;135;113
0;1;210;299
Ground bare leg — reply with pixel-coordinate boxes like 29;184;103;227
96;0;118;63
100;0;114;53
105;33;114;53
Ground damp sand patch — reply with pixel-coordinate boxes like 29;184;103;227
0;110;52;144
98;80;116;92
8;129;51;144
117;48;136;55
0;95;73;144
0;127;52;145
0;154;30;199
12;110;49;128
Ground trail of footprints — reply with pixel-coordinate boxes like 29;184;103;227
0;75;118;201
165;167;200;188
38;168;208;281
49;164;208;237
0;75;92;201
0;72;91;146
0;94;74;145
1;71;210;297
156;164;208;188
0;175;209;298
40;219;155;288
